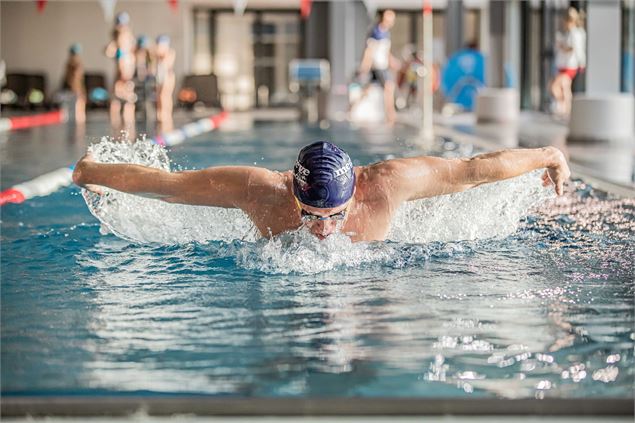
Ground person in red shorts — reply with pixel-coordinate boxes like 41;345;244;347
549;8;585;119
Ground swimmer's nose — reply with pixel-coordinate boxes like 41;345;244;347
313;220;337;237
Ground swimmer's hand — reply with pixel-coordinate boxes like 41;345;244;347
73;153;104;195
541;147;570;196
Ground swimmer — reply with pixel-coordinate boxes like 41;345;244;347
154;34;176;132
105;11;137;135
63;43;86;124
73;141;570;242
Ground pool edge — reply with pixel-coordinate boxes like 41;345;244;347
1;397;633;417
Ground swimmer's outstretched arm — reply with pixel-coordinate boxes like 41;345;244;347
380;146;570;202
72;154;283;209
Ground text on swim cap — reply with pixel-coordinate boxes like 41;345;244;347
295;161;310;178
333;159;353;178
294;159;353;181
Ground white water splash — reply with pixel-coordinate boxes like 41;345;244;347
82;137;554;273
388;171;553;243
235;228;396;274
83;136;257;244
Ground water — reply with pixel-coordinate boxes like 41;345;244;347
1;122;633;399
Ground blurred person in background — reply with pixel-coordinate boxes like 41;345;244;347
134;35;155;121
63;43;86;124
396;44;421;109
105;11;137;136
134;35;154;83
358;9;400;125
572;9;586;90
550;7;585;119
154;35;175;132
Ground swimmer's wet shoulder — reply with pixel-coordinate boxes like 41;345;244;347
73;142;570;243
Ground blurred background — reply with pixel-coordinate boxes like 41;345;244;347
0;0;634;185
0;0;632;113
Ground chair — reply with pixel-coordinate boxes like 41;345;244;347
178;74;222;109
4;73;30;109
27;73;48;109
84;72;109;109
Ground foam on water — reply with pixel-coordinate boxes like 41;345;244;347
233;229;476;275
388;172;553;243
83;137;554;274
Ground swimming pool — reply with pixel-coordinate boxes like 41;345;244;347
1;121;633;404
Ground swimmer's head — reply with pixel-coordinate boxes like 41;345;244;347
156;34;171;46
115;11;130;26
293;141;355;209
565;7;580;27
69;43;82;55
137;35;149;49
379;9;396;29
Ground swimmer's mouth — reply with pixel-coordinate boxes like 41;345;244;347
313;228;349;240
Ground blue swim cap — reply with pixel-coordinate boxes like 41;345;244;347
69;43;82;55
156;34;170;46
115;11;130;26
370;24;390;41
137;35;149;49
293;141;356;209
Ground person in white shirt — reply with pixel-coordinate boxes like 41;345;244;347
549;7;585;118
358;10;400;125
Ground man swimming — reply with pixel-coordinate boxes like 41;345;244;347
73;141;570;242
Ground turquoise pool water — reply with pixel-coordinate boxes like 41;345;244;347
1;122;633;398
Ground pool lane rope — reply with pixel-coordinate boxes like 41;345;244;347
0;109;66;132
0;111;229;206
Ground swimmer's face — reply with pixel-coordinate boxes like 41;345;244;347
157;42;169;55
297;200;350;240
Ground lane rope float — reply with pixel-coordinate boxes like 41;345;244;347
0;111;229;206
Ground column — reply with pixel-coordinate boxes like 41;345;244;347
488;0;505;88
587;0;621;93
302;2;330;59
445;0;464;56
505;0;521;89
327;0;369;120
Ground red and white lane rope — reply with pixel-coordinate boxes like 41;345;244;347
153;111;228;147
0;109;66;132
0;167;74;206
0;111;229;206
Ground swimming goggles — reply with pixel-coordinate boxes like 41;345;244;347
295;197;348;222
